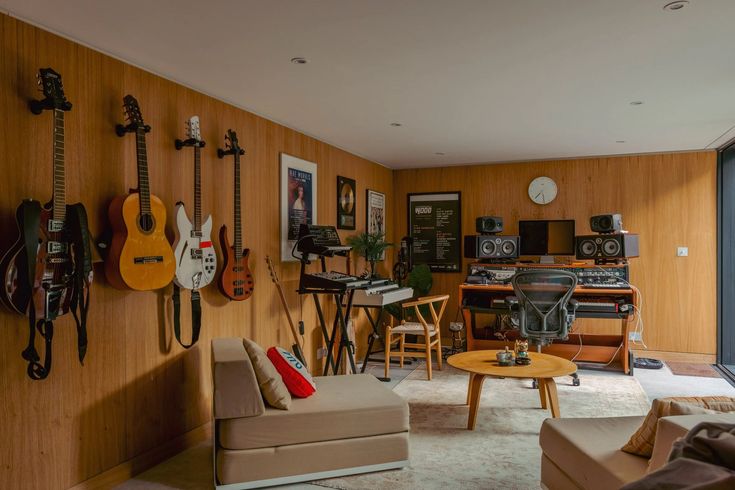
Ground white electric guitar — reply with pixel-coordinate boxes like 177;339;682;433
173;116;216;290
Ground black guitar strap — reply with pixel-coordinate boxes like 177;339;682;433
16;199;50;380
67;203;92;365
173;284;202;349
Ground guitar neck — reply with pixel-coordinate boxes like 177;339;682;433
234;153;242;258
135;128;152;215
52;109;66;222
194;146;201;231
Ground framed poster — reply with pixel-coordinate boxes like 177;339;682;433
281;153;317;261
366;189;386;259
407;191;462;273
336;176;356;230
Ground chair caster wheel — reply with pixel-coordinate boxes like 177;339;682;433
531;379;538;389
572;378;580;386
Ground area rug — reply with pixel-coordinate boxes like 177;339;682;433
314;366;650;490
665;361;721;378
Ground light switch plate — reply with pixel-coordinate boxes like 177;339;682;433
677;247;688;257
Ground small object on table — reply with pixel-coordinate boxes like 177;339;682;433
515;339;531;365
496;346;514;366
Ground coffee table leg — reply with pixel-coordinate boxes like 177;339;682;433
467;374;486;430
538;378;548;409
466;373;476;405
543;378;561;418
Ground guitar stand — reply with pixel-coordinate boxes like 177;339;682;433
359;306;412;382
316;291;357;376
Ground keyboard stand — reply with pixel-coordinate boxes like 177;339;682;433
322;291;357;376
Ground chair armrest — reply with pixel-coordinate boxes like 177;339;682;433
505;296;519;311
568;299;579;312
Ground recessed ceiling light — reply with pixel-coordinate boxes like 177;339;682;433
616;140;626;143
630;101;644;106
434;152;445;156
663;1;688;11
390;122;402;127
290;57;308;64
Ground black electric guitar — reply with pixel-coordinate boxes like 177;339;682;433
1;68;75;320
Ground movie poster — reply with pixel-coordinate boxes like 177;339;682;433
366;189;386;259
281;154;317;261
408;192;462;272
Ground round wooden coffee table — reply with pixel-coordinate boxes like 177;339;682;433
447;350;577;430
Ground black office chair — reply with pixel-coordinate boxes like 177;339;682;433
507;270;580;386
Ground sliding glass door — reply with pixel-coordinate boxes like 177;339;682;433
718;143;735;378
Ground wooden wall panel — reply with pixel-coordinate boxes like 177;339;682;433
0;14;393;490
393;152;717;355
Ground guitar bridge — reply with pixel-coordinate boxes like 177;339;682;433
47;241;68;254
47;220;64;232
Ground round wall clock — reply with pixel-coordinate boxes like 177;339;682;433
528;176;558;205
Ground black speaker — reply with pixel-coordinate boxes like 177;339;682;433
575;233;639;261
464;235;519;259
590;213;623;233
475;216;504;234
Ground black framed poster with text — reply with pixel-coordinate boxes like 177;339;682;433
407;192;462;273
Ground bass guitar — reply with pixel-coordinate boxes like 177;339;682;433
105;95;175;290
217;130;254;300
173;116;216;290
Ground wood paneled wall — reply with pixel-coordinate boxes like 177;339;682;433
0;14;393;490
393;152;717;355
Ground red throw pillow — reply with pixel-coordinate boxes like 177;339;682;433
267;347;316;398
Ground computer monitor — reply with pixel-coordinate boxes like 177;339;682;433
519;220;576;256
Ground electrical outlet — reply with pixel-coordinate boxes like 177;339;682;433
629;331;642;341
316;347;327;359
677;247;688;257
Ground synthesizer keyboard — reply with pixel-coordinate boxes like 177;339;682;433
300;270;370;292
351;281;414;307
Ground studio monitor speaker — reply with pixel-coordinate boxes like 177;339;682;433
475;216;504;234
464;235;519;259
575;233;639;261
590;213;623;233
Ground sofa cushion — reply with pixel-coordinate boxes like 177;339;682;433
211;338;265;419
243;339;291;410
218;374;409;450
622;396;735;457
267;346;316;398
648;413;735;473
540;416;649;490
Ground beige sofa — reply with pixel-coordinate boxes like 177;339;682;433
211;338;410;489
539;412;735;490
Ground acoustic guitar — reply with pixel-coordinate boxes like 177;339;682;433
104;95;175;290
1;68;75;318
173;116;216;290
217;130;254;300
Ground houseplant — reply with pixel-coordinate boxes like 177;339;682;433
346;231;393;277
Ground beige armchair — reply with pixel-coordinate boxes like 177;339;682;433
384;294;449;380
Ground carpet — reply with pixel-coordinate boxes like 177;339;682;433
115;366;649;490
665;361;721;378
314;366;650;490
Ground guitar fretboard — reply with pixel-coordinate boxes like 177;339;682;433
194;146;201;231
135;127;152;216
234;152;242;259
52;109;66;223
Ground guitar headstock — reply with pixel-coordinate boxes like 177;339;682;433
217;129;245;158
116;95;151;136
29;67;72;114
187;116;202;142
265;255;279;284
175;115;205;149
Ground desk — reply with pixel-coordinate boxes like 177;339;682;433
460;281;639;374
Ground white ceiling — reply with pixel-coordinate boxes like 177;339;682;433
3;0;735;168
